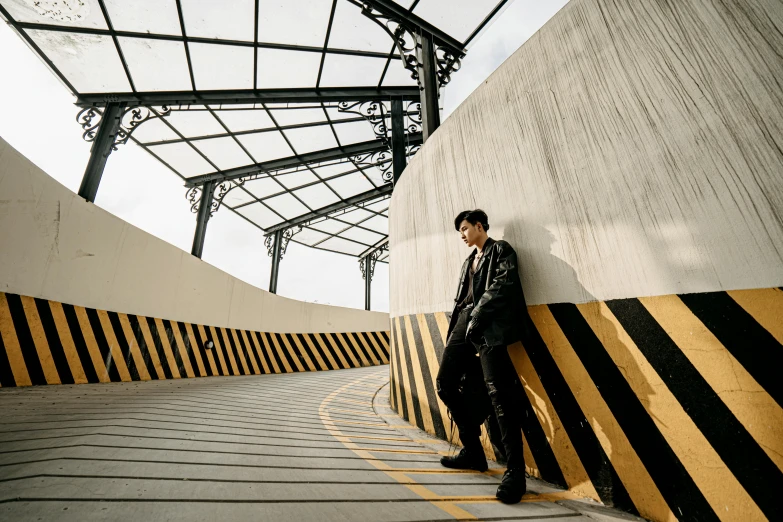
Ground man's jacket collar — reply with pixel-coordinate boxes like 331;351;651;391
473;237;495;273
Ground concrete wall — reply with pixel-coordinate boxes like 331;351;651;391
0;136;389;334
388;0;783;521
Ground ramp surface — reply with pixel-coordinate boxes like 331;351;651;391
0;366;638;521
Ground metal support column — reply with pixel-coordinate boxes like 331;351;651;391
78;102;124;202
364;256;372;311
191;180;216;258
390;98;406;185
417;30;440;142
269;229;283;294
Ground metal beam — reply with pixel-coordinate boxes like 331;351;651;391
359;237;389;260
185;135;422;187
76;87;421;108
268;230;283;294
359;0;466;51
364;256;372;311
263;185;393;235
78;102;124;202
417;31;440;141
390;98;406;184
191;180;216;258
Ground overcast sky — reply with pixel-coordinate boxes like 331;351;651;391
0;0;567;312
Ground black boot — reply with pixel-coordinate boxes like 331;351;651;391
496;468;526;504
440;447;488;472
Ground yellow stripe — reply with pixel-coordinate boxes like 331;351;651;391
298;333;327;371
530;305;674;522
185;323;207;377
403;315;434;434
0;294;31;386
389;320;405;414
259;331;282;373
318;332;348;369
416;314;451;442
351;332;379;365
338;332;369;366
155;317;181;379
364;331;389;364
267;332;294;373
117;313;151;381
283;333;314;371
168;322;195;379
639;295;783;470
327;332;358;367
208;325;230;375
393;317;418;425
305;333;336;370
97;310;132;382
433;312;450;345
375;331;390;351
239;329;261;374
20;296;60;384
136;316;166;379
48;302;87;384
219;328;242;375
73;306;110;383
578;301;765;521
508;339;598;500
194;324;219;376
228;329;251;375
520;430;540;479
727;288;783;345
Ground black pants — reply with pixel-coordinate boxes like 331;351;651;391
436;307;525;470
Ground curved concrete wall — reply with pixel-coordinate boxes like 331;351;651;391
0;137;389;334
388;1;782;521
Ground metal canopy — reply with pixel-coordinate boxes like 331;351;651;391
0;0;509;262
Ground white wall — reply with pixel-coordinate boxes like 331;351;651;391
0;137;389;333
389;0;783;317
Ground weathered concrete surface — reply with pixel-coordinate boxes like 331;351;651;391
0;365;639;521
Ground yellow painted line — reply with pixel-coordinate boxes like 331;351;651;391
117;313;151;381
640;295;783;471
20;296;60;384
48;302;87;384
0;293;31;386
268;332;295;373
138;315;166;379
324;408;378;417
220;327;244;375
342;435;413;442
229;328;252;375
508;338;598;501
97;310;131;382
195;324;219;376
530;305;674;522
394;317;418;426
403;315;435;435
579;300;765;521
322;419;389;428
327;332;359;367
259;332;282;373
727;288;783;345
73;306;110;383
358;447;437;455
245;329;271;374
186;323;208;376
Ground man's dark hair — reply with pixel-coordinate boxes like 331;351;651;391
454;209;490;232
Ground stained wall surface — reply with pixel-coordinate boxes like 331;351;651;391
0;137;389;334
387;0;783;521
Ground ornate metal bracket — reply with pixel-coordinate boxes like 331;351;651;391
405;101;422;134
337;101;389;142
352;149;394;184
186;185;221;216
77;105;171;151
358;2;463;89
264;227;302;262
360;242;389;281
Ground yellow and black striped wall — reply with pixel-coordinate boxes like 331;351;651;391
388;288;782;522
0;292;390;387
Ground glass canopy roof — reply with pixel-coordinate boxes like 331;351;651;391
0;0;508;259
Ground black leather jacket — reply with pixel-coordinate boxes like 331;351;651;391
447;238;529;347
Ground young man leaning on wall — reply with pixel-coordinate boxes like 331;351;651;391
436;209;529;504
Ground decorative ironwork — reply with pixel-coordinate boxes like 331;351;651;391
337;101;388;142
360;242;389;281
352;149;394;184
264;227;302;262
77;105;171;150
186;184;220;216
405;101;422;134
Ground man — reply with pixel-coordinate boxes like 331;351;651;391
437;209;528;504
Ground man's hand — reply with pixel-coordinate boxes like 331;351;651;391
465;317;483;344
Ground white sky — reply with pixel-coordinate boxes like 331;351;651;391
0;0;567;312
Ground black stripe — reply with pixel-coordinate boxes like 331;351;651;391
261;332;286;373
33;299;73;384
221;327;246;375
302;334;334;371
373;331;390;358
106;312;140;382
397;317;425;429
293;333;323;371
551;303;718;520
380;331;390;344
423;315;446;363
232;329;254;374
84;308;121;383
679;291;783;408
191;325;214;377
209;326;232;375
324;333;351;369
407;316;446;439
143;317;173;380
349;332;376;364
283;333;310;371
361;332;386;362
522;312;637;513
337;333;363;367
0;321;17;387
126;315;158;380
248;331;271;374
236;329;261;374
391;323;407;419
177;322;202;377
61;305;98;384
272;333;299;372
4;294;47;385
608;298;783;520
162;320;189;377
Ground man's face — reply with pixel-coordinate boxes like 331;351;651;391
458;220;483;248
